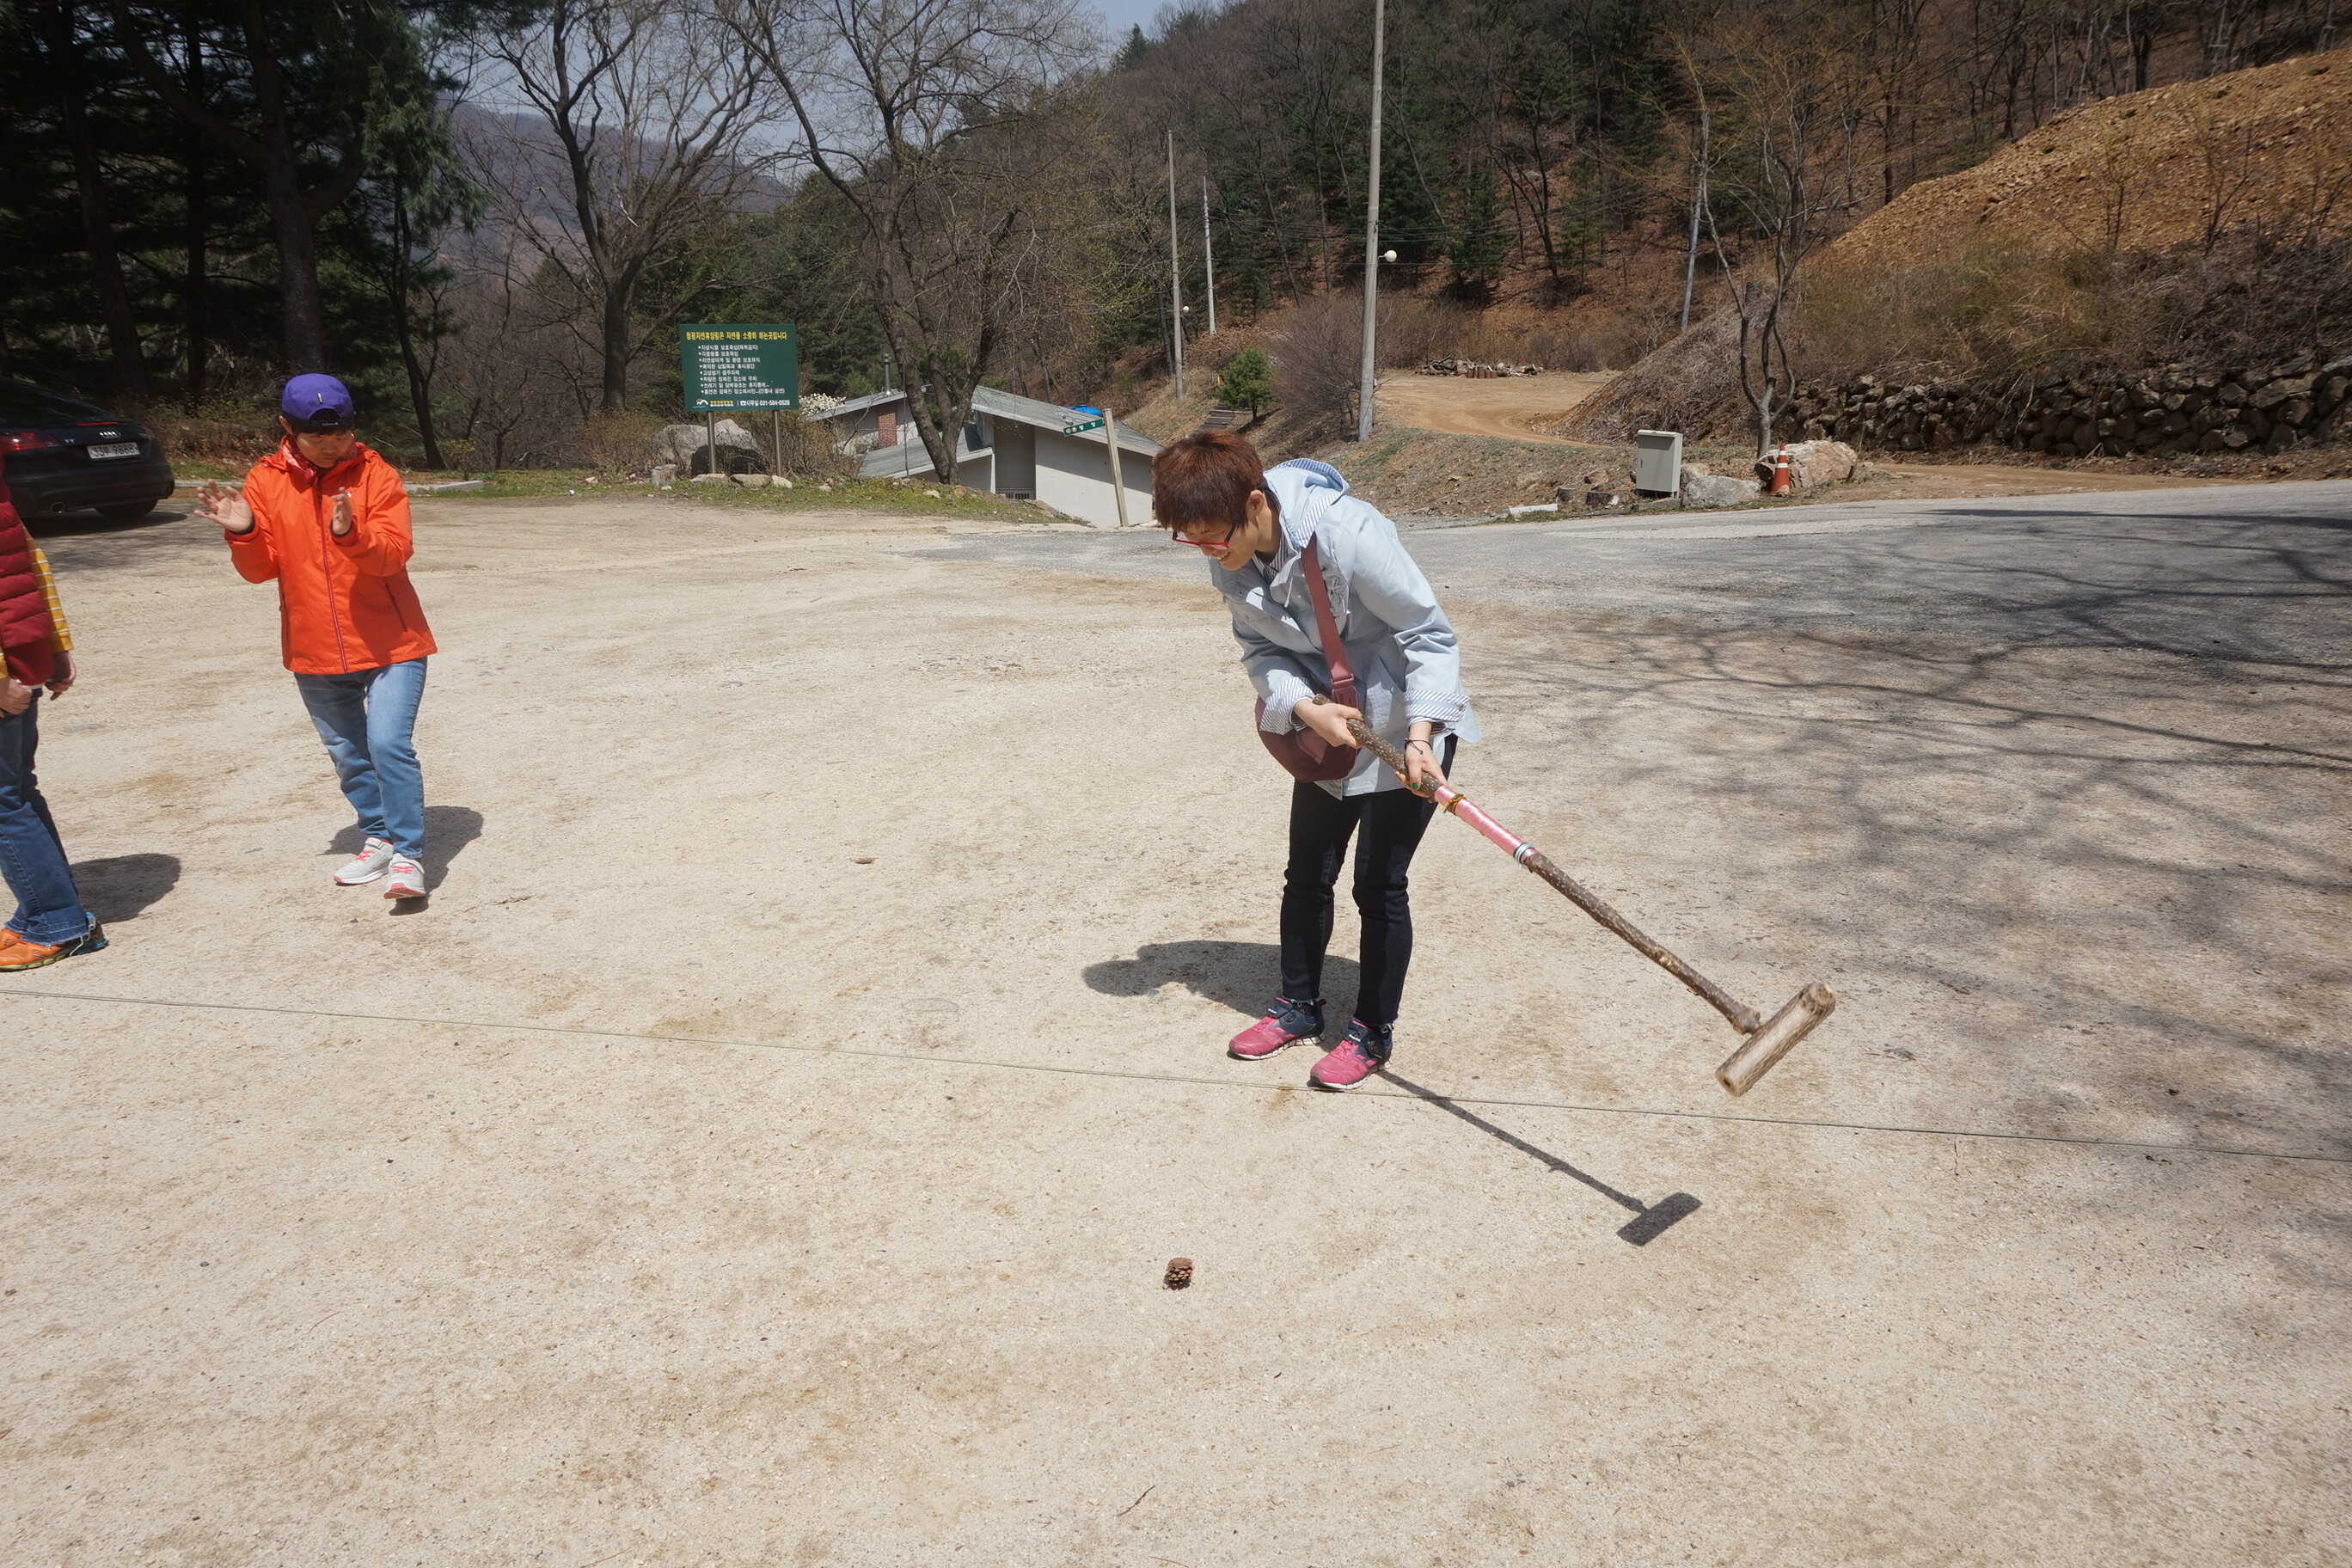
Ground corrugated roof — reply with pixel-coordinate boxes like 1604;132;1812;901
809;383;1159;457
803;388;907;421
971;385;1161;456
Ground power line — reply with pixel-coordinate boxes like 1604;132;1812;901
11;989;2346;1167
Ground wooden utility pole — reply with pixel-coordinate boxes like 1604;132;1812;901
1167;132;1185;400
1201;175;1216;339
1354;0;1387;444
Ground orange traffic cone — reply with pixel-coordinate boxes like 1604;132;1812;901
1765;444;1793;496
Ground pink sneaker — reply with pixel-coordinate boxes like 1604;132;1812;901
382;856;427;899
334;836;395;885
1228;997;1324;1060
1308;1021;1392;1090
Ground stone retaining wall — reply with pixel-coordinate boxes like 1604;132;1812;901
1791;350;2351;459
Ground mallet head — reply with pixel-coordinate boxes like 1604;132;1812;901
1714;983;1837;1097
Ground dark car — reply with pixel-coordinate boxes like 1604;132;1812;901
0;377;175;519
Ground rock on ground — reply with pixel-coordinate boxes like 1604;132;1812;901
1681;469;1763;508
658;420;764;475
1785;439;1861;489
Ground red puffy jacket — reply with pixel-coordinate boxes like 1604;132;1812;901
225;442;437;674
0;459;61;688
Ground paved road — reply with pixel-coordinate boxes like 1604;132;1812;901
933;478;2352;665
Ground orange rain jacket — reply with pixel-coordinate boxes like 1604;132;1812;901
225;441;437;675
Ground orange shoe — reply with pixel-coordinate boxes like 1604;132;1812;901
0;922;109;971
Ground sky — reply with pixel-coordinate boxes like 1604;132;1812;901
1090;0;1166;47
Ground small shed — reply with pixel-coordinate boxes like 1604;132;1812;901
805;386;1159;529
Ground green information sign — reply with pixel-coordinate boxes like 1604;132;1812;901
681;323;799;412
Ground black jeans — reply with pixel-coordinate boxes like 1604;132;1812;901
1278;738;1455;1033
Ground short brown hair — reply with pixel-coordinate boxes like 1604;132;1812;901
1151;429;1280;532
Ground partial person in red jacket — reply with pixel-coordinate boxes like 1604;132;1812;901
0;455;103;970
192;375;438;900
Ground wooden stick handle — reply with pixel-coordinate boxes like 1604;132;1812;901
1336;708;1761;1036
1515;848;1761;1035
1340;716;1430;793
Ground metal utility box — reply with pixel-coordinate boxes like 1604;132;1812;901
1633;429;1683;494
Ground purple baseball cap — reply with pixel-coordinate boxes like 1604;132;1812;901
281;373;355;430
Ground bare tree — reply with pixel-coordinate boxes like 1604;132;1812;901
1690;21;1865;457
715;0;1100;481
2169;90;2263;255
473;0;781;411
440;245;582;470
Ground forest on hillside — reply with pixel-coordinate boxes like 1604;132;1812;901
2;0;2343;471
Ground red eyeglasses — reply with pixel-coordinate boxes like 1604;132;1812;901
1167;526;1237;551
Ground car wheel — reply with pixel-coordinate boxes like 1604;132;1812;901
96;499;159;519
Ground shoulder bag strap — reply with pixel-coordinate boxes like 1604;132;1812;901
1299;534;1357;707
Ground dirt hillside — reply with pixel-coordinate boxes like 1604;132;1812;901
1835;48;2350;267
1562;46;2352;444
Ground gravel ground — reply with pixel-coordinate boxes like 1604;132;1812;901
4;484;2348;1566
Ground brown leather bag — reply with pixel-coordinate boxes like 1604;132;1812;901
1255;536;1360;781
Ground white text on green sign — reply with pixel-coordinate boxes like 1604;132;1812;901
682;324;800;412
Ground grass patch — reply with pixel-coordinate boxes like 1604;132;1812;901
168;465;1069;524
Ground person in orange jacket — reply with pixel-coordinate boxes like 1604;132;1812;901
193;375;438;900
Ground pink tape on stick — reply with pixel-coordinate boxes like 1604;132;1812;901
1431;787;1531;861
1319;701;1838;1094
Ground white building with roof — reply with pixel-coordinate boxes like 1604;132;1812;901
806;386;1158;530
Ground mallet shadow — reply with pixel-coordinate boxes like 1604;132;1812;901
1377;1069;1702;1247
1086;941;1699;1248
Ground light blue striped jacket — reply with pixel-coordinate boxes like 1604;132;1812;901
1211;459;1479;798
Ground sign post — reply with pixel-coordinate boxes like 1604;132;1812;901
1066;407;1129;529
683;324;800;472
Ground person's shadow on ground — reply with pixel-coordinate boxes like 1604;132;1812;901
328;805;484;903
70;853;181;923
1083;939;1362;1020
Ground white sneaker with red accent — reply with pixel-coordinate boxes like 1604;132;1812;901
383;856;426;899
335;837;396;885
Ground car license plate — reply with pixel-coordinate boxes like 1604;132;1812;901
87;442;139;460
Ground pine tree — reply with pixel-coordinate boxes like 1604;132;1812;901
1446;164;1510;302
1217;346;1273;415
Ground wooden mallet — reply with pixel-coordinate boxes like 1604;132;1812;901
1327;704;1836;1094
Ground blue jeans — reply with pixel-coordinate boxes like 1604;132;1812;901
295;658;428;859
0;692;94;945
